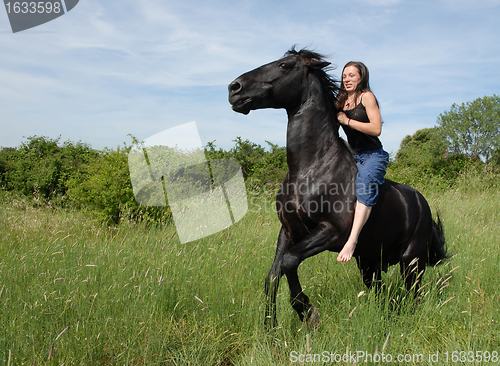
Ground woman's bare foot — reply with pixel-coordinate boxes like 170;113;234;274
337;202;372;262
337;240;357;262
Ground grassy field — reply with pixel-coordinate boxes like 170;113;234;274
1;186;499;365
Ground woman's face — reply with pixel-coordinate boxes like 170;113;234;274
342;65;361;93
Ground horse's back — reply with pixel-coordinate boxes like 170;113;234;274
356;179;432;266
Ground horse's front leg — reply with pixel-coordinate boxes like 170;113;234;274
282;222;338;327
265;227;291;330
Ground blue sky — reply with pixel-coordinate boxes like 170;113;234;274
1;0;499;155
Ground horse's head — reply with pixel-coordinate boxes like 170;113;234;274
228;49;333;115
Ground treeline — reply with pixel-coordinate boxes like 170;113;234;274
1;94;499;225
388;94;500;190
0;135;288;225
387;127;500;190
0;136;140;224
1;131;499;226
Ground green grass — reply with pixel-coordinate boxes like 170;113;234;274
1;187;500;365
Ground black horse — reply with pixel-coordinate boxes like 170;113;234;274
228;48;446;328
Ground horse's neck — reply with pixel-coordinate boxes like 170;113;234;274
286;81;342;176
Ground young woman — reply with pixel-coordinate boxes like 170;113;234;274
336;61;389;262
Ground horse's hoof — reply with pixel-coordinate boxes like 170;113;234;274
305;306;321;329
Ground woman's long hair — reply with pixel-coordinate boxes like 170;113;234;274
337;61;376;112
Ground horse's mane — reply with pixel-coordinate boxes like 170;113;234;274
285;48;349;148
284;47;340;109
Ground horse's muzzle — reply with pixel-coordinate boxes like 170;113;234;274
228;79;252;114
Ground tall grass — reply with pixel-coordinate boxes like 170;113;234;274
1;179;499;365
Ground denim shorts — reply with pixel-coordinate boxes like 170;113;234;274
354;148;389;207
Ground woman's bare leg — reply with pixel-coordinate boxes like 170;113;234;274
337;201;372;262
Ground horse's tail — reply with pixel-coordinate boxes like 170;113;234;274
428;215;448;266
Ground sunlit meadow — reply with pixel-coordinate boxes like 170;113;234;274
1;181;499;365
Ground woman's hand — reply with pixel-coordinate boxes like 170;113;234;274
337;112;349;126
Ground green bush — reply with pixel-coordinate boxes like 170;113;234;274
65;143;173;226
0;136;98;204
0;136;172;225
65;145;131;223
205;137;287;192
490;149;500;170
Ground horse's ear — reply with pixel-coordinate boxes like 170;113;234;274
308;59;331;70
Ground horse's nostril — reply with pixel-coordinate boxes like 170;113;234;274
229;81;242;93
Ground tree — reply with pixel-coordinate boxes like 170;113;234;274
387;127;473;188
437;95;500;162
393;127;448;171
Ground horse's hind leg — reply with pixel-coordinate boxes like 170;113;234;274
400;194;435;295
400;253;426;294
356;258;382;291
363;267;382;290
400;217;432;295
265;227;290;329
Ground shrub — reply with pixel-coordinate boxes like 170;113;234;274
206;137;287;190
0;136;98;205
66;143;172;226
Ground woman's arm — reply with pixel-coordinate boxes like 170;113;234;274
337;92;382;136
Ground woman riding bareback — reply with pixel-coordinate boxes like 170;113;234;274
336;61;390;262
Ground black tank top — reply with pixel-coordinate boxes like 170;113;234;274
341;102;383;154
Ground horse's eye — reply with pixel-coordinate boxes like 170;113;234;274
279;63;289;70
